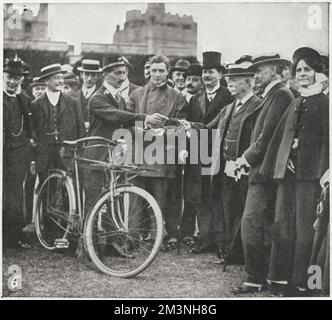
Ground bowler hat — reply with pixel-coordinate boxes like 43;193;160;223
170;59;190;75
292;47;324;74
248;53;289;71
4;56;28;76
39;63;66;81
235;55;252;64
29;77;46;88
77;59;102;73
103;55;126;72
184;63;202;78
224;61;255;77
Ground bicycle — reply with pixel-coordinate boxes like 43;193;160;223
34;136;164;278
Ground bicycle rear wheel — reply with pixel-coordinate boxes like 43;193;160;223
35;171;76;250
84;185;163;277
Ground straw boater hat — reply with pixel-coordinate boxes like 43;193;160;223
248;53;289;72
103;55;126;72
184;63;202;78
4;55;28;76
77;59;102;73
29;77;46;88
224;61;255;77
38;64;66;81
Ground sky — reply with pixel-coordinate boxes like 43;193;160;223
12;1;329;63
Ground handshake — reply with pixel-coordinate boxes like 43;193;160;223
145;113;169;127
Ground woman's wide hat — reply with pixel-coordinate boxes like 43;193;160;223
4;55;28;76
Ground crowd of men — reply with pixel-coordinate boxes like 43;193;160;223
3;47;329;297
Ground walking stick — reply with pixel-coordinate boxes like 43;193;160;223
223;216;242;272
177;149;188;255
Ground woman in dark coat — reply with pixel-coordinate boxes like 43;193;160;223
262;47;329;296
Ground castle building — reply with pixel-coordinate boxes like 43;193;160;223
3;4;69;52
82;3;197;57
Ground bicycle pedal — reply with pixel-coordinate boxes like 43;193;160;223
54;238;70;249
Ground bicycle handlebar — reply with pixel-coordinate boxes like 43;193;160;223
63;136;118;147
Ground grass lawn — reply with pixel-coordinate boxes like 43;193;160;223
2;245;272;299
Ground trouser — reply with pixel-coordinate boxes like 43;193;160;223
219;175;248;259
3;146;29;246
134;177;181;239
241;181;276;284
24;170;37;224
180;202;196;239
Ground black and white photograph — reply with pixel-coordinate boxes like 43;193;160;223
1;0;330;301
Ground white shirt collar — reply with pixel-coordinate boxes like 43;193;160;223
119;78;130;102
4;84;21;97
46;89;61;106
103;80;120;98
237;92;254;105
261;79;281;98
206;83;220;94
82;85;96;99
184;91;193;103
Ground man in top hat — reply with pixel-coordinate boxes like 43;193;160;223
118;56;140;104
73;59;102;129
232;53;294;294
83;55;166;226
128;54;188;250
30;77;46;100
3;56;35;248
169;59;190;95
32;63;86;183
186;51;234;255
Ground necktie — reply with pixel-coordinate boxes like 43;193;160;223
235;101;243;112
115;91;122;103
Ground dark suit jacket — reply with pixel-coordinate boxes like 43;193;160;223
209;95;262;176
73;87;98;122
243;82;294;183
187;86;234;124
32;92;86;172
261;93;329;181
129;82;140;95
84;85;146;164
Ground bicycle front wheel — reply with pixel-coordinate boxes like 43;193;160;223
84;185;163;277
35;171;76;250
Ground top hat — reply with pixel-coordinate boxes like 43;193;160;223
170;59;190;74
202;51;225;71
235;55;252;65
103;55;126;72
292;47;324;73
248;53;289;71
4;56;28;76
30;77;46;88
39;63;66;81
224;61;255;77
77;59;102;73
184;63;202;78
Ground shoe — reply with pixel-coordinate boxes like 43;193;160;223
232;282;266;295
183;237;195;247
190;244;215;254
268;282;287;297
17;240;32;249
212;248;226;265
161;238;178;252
